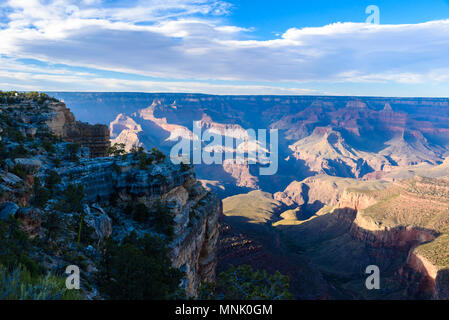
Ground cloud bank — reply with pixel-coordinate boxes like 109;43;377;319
0;0;449;94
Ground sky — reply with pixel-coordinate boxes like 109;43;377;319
0;0;449;96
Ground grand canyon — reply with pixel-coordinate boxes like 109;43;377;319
2;0;449;311
45;92;449;299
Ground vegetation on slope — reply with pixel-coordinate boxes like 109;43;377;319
200;264;292;300
97;232;184;300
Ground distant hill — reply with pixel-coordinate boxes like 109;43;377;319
48;92;449;197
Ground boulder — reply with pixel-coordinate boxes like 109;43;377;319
14;158;42;174
1;171;23;185
84;205;112;241
95;214;112;240
25;126;38;137
0;202;19;221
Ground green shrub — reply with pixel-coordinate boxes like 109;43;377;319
130;145;144;154
36;93;51;106
199;265;293;300
133;203;149;223
108;143;126;157
43;211;64;242
180;162;190;172
0;264;81;300
10;144;28;158
24;91;39;100
0;219;43;276
138;152;148;170
59;184;84;213
32;177;51;208
4;127;25;143
42;140;55;154
66;143;81;161
45;170;61;192
0;141;7;161
152;147;166;162
137;150;154;170
97;233;184;300
124;203;133;216
149;201;175;240
11;164;27;180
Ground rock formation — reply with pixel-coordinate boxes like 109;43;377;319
1;98;111;158
44;101;110;157
273;175;449;299
0;93;221;298
53;153;221;296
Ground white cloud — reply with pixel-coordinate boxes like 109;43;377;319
1;0;449;93
0;60;317;94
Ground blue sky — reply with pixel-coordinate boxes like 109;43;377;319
0;0;449;96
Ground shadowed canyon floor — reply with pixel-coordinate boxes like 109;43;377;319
221;177;449;299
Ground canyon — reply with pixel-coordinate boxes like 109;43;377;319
273;175;449;299
51;93;449;195
39;93;449;299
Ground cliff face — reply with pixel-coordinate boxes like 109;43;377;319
332;179;449;299
274;175;386;211
0;94;221;298
44;101;110;157
169;187;221;295
54;154;222;296
273;174;449;299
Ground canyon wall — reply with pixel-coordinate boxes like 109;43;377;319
54;155;222;296
274;175;449;299
334;183;449;299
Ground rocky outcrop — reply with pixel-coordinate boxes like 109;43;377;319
83;205;113;241
169;188;221;296
336;190;377;211
0;201;19;221
222;159;259;189
0;98;110;158
0;93;222;299
0;98;110;157
274;175;382;209
333;180;448;299
64;122;110;158
50;153;221;297
110;114;144;151
45;102;110;157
